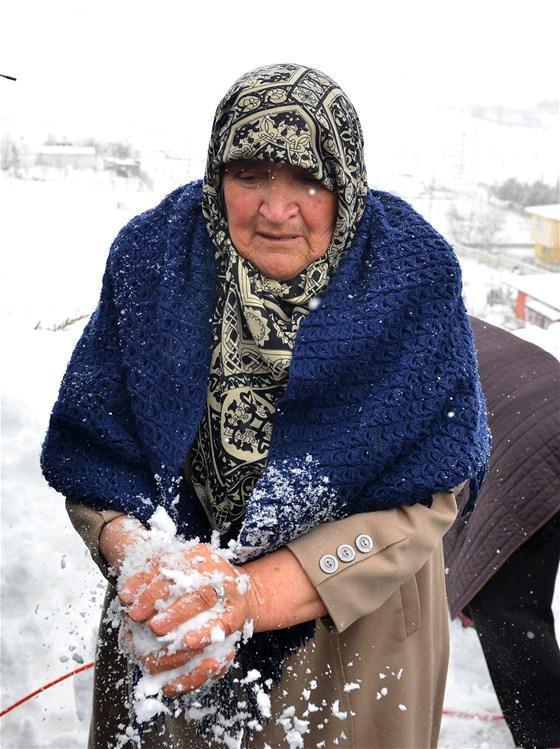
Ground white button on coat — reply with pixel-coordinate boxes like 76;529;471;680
336;544;356;562
319;554;339;574
355;533;374;553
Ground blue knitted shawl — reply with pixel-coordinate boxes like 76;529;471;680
41;180;489;551
41;180;489;733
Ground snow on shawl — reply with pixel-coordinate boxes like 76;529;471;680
41;181;490;556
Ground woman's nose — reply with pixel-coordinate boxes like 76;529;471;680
258;182;299;223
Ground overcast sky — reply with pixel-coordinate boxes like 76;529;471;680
2;0;558;152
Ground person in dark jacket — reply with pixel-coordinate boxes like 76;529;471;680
444;317;560;749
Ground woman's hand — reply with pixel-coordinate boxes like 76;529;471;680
99;514;327;697
117;540;260;696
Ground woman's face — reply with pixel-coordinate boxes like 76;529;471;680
222;160;338;281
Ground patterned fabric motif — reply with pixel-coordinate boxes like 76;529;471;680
193;64;368;534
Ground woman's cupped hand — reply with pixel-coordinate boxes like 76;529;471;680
100;515;260;696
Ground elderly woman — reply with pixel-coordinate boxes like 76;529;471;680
41;64;490;749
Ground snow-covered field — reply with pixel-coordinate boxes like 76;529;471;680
1;175;558;749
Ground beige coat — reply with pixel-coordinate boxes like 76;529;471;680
67;487;458;749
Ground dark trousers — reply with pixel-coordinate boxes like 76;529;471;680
466;512;560;749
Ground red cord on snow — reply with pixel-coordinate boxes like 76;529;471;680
0;662;94;718
0;662;505;725
443;707;505;722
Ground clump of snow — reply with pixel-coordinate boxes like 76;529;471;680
149;504;179;537
256;688;272;719
242;618;254;642
211;624;226;643
331;699;348;720
276;706;310;749
237;455;343;561
241;669;261;684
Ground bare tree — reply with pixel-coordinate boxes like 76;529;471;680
1;134;19;172
447;205;503;248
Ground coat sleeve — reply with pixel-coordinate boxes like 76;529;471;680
287;486;460;633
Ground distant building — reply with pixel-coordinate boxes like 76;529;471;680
525;204;560;266
103;157;141;178
21;145;98;170
504;273;560;329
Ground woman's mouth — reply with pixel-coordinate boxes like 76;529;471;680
258;233;300;242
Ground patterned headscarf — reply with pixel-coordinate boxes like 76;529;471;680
192;63;368;534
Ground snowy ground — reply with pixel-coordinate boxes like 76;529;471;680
1;175;558;749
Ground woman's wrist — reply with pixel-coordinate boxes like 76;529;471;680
242;547;326;633
99;514;145;575
242;567;265;632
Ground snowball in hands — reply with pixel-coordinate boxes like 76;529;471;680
113;507;255;716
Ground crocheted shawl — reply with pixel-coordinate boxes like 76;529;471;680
42;180;489;548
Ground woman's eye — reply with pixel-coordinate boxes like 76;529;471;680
237;170;262;182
